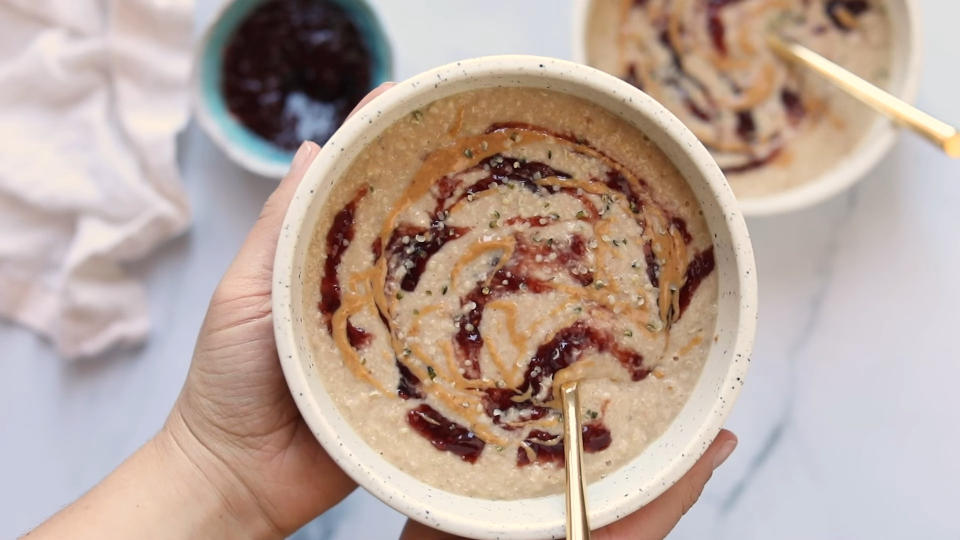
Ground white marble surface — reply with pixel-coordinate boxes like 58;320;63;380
2;1;958;538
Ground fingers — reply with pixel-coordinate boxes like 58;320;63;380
261;140;323;240
595;429;737;540
398;430;735;540
213;141;322;300
262;81;395;244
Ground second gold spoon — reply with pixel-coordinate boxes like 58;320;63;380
768;33;960;158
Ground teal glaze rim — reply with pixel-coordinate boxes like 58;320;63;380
195;0;393;178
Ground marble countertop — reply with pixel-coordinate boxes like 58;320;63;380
2;1;958;538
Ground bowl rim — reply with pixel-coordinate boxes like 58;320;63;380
273;55;757;539
191;0;394;179
571;0;923;216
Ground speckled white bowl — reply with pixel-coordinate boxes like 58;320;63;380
572;0;922;216
273;55;757;539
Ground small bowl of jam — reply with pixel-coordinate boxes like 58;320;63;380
194;0;392;178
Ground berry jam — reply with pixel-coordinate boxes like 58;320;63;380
407;404;485;463
222;0;374;150
319;186;367;330
516;423;613;466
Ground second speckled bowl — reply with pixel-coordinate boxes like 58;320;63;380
572;0;922;216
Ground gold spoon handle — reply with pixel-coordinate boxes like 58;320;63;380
561;382;591;540
768;33;960;158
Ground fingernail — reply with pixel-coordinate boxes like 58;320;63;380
712;439;737;469
290;141;316;172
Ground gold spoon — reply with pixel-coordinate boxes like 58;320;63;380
767;33;960;158
560;381;591;540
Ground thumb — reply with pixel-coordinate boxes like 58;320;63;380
596;429;737;540
220;81;396;290
222;141;322;291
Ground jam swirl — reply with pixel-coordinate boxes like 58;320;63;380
319;122;716;465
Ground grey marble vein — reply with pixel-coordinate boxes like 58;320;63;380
719;188;860;516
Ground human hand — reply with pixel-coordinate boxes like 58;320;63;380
29;77;730;540
400;429;737;540
28;84;396;540
158;84;396;537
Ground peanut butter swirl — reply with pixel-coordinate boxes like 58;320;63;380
318;122;715;465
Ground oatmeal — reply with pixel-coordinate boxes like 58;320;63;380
584;0;893;198
304;87;718;498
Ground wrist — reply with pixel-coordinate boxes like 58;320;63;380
154;412;282;540
28;420;281;540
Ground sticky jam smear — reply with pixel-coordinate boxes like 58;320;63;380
407;404;485;463
319;186;368;331
346;322;372;349
618;0;876;174
526;321;650;398
517;423;613;466
386;221;469;293
396;359;425;400
454;235;586;379
706;0;744;56
679;247;716;315
457;152;570;202
320;123;716;466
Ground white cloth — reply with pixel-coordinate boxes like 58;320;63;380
0;0;193;359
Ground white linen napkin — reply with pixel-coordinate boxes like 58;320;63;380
0;0;194;359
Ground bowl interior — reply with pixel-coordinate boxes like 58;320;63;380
572;0;921;216
194;0;392;178
738;0;920;215
273;57;756;539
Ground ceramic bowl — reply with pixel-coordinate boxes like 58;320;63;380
572;0;922;216
273;55;757;539
192;0;392;178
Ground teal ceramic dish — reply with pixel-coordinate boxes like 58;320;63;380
193;0;392;178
